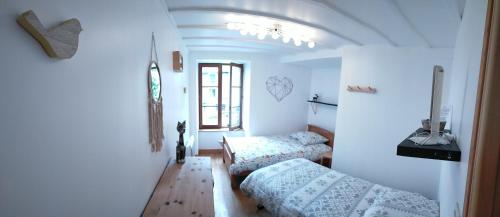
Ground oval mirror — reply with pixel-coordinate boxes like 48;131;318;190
149;61;161;102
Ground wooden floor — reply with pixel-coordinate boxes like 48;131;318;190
143;157;215;217
200;153;272;217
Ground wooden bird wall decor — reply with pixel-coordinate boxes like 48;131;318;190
17;10;82;59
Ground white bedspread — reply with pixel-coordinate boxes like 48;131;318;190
240;158;440;217
225;135;332;175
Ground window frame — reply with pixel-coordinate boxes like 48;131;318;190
198;63;244;130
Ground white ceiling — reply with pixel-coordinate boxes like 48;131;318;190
288;57;342;69
165;0;463;54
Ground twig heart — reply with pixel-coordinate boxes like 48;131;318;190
266;76;293;102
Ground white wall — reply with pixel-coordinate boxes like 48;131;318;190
333;46;453;199
307;63;341;132
0;1;189;217
438;0;487;216
188;51;312;150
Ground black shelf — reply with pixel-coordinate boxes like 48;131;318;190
397;128;461;162
307;100;338;107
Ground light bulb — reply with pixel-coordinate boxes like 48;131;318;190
282;37;291;43
240;29;248;36
294;39;302;46
257;33;266;40
226;23;235;30
307;41;316;48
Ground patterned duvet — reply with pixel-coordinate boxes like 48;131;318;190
225;135;332;175
241;158;440;217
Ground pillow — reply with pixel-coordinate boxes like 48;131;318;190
289;131;328;145
363;189;439;217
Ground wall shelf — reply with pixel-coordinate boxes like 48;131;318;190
397;128;461;162
307;100;337;107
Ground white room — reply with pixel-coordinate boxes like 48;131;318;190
0;0;497;217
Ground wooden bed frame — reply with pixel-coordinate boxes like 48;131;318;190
222;124;335;188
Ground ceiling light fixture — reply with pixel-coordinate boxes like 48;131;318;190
225;16;316;48
294;38;302;46
307;41;316;48
271;29;280;39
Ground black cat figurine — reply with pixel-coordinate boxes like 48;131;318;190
176;121;186;164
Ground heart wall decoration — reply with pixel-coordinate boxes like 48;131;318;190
266;76;294;102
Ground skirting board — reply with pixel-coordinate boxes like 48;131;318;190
198;149;222;155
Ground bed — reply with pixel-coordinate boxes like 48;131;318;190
223;125;334;188
241;158;440;217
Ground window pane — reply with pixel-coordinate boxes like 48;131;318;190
222;110;229;128
201;67;219;86
222;65;230;74
221;68;230;127
230;106;241;127
231;66;241;86
231;87;241;106
202;87;218;106
202;106;218;125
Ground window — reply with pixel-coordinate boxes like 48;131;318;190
199;63;244;130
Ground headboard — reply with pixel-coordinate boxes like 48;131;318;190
307;124;334;148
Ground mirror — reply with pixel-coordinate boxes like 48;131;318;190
149;61;161;102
